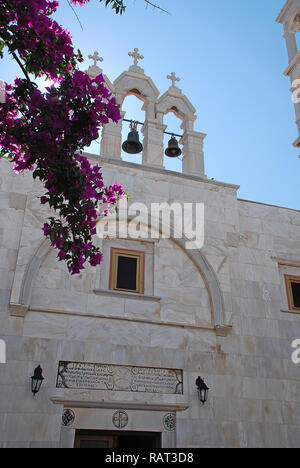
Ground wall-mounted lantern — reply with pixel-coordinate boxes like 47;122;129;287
196;376;209;405
31;365;44;396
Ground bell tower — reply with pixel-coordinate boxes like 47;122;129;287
277;0;300;149
86;48;206;177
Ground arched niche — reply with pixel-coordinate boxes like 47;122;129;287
10;238;52;317
9;211;228;335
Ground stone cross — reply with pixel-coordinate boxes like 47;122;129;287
88;51;103;67
128;48;144;67
167;72;181;87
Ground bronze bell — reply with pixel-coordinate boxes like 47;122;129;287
165;136;182;158
122;121;143;154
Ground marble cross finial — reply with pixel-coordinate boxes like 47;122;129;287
128;48;144;67
167;72;181;88
88;51;103;67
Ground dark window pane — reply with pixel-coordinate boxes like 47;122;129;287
291;282;300;308
117;256;137;291
80;440;110;448
117;435;160;448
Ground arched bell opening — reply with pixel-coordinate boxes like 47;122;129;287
162;107;184;173
84;127;103;156
121;93;146;164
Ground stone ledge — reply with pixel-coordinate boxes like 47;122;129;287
9;303;29;317
93;289;161;303
281;309;300;315
50;398;189;412
272;256;300;266
83;152;240;191
215;324;233;337
28;306;216;332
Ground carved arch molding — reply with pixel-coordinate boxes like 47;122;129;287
9;217;230;336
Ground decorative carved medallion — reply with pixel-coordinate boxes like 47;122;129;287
62;409;75;427
113;410;129;429
163;413;176;432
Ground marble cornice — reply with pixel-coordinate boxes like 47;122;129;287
51;398;189;412
94;289;161;302
83;152;240;191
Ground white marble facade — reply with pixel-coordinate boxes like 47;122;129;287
0;37;300;448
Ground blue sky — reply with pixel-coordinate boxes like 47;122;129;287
1;0;299;209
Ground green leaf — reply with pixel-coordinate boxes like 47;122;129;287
50;230;56;242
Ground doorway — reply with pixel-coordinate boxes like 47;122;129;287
74;430;161;448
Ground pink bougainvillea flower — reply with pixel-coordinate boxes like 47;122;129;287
0;0;125;274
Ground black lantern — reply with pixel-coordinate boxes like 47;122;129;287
196;376;209;405
31;366;44;396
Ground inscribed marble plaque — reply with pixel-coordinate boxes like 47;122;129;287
57;361;183;395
